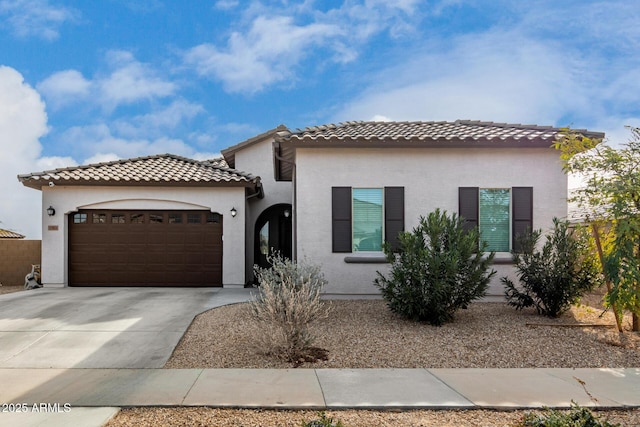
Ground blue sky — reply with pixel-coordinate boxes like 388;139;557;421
1;0;640;238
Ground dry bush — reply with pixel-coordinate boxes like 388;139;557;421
248;254;329;362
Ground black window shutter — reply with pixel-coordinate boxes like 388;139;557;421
459;187;479;233
512;187;533;252
332;187;352;253
384;187;404;251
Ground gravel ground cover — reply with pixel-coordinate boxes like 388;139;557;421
105;293;640;426
165;298;639;369
107;407;640;427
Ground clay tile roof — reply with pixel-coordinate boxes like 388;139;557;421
18;154;259;190
0;229;25;239
273;120;605;181
283;120;603;143
205;157;230;168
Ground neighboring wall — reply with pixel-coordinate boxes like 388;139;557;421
0;240;41;286
295;146;567;296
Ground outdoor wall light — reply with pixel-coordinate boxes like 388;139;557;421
230;207;237;218
46;206;56;216
284;209;291;218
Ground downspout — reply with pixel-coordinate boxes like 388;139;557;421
274;151;297;261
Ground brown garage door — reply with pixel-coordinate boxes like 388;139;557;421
69;210;222;287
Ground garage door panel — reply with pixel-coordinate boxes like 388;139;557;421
146;233;166;245
108;251;130;264
69;209;223;287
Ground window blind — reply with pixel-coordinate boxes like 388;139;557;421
479;189;510;252
352;188;383;252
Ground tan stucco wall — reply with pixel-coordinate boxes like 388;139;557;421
233;139;292;280
294;146;568;296
40;185;247;286
0;240;41;286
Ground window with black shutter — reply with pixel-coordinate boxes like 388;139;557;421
384;187;404;252
459;187;479;233
332;186;405;253
332;187;352;252
512;187;533;252
459;186;533;252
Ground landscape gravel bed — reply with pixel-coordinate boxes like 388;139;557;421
165;299;639;369
107;407;640;427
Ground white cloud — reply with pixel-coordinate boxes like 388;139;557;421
0;0;77;40
196;152;222;161
36;69;91;108
37;50;177;111
98;50;177;109
215;0;238;10
35;155;76;171
186;15;342;94
113;100;204;139
60;123;214;161
590;117;640;148
335;30;591;126
184;1;426;94
0;66;48;238
82;153;120;165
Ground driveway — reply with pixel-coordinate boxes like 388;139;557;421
0;287;252;368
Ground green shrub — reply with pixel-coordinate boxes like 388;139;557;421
374;209;496;326
301;412;346;427
503;218;601;317
519;402;620;427
249;253;329;362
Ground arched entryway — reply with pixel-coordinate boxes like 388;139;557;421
254;203;292;270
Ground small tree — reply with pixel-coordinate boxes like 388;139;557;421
554;127;640;330
375;209;496;326
248;253;329;362
503;218;601;317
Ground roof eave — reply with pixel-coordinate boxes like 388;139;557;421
18;178;259;191
284;135;564;148
221;124;289;168
273;136;561;181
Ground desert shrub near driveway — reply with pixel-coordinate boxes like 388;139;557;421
503;218;601;318
375;209;496;326
249;254;329;362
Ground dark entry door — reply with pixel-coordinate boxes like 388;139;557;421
255;204;292;270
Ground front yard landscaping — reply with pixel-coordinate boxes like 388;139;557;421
165;295;639;370
105;288;640;427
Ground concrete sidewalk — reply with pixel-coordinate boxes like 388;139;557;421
0;368;638;426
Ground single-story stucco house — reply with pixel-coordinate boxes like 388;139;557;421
18;120;604;296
